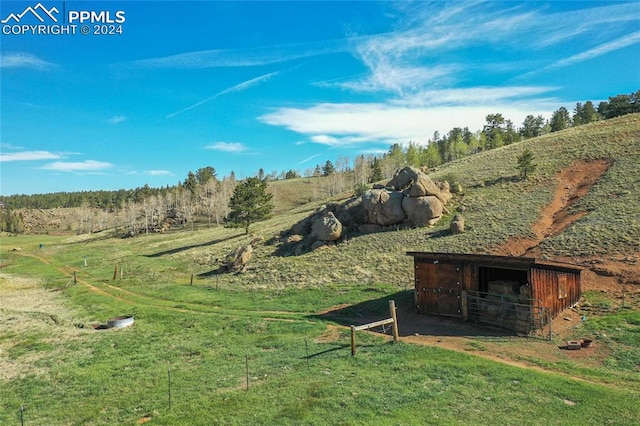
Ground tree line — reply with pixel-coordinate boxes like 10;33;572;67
0;89;637;235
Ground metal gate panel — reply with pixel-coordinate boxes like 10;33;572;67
465;290;549;333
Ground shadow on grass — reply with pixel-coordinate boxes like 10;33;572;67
473;175;521;188
197;267;228;278
310;290;514;338
144;233;243;258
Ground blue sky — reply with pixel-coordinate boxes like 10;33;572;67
1;1;639;196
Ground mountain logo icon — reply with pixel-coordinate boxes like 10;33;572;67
1;3;59;24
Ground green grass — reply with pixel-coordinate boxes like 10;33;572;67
1;116;639;424
2;233;639;425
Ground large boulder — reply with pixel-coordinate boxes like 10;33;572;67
405;173;442;198
450;214;465;234
402;196;443;227
311;212;342;241
361;189;406;226
387;166;421;191
224;244;253;273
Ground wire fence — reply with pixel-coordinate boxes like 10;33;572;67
4;332;388;425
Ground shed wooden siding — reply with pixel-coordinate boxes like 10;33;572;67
408;252;582;321
529;267;581;318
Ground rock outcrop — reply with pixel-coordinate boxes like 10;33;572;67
361;189;406;226
361;166;451;228
311;212;342;242
224;243;253;273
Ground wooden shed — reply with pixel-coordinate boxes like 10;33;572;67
407;252;582;332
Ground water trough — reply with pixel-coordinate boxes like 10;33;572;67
107;315;134;329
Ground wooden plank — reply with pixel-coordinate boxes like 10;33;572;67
353;318;395;331
461;290;468;321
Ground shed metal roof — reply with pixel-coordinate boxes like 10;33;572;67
406;252;583;274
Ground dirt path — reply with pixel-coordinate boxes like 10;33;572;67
493;159;612;257
15;252;316;323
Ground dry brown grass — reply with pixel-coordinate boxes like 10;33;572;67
0;273;90;382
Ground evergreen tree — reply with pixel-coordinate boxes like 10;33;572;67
550;107;572;132
516;149;537;180
520;115;546;138
284;169;299;179
482;113;506;149
196;166;216;185
225;177;274;235
183;171;198;200
322;160;336;176
369;157;384;182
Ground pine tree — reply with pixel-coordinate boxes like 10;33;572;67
516;149;537;180
322;160;336;176
369;157;384;182
225;177;274;234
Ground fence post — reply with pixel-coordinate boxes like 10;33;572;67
245;354;250;391
113;264;118;280
350;326;356;356
167;365;172;409
20;404;24;426
305;339;310;370
73;271;77;285
190;273;194;286
389;300;399;342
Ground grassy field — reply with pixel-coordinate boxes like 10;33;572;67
1;115;639;425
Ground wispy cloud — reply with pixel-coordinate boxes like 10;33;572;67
298;153;322;164
167;70;281;118
396;86;559;108
0;150;61;162
108;115;127;124
332;2;639;96
128;40;344;70
41;160;113;172
205;142;247;153
146;170;172;176
0;52;55;69
546;31;640;70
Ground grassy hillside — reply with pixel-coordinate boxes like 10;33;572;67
1;115;639;425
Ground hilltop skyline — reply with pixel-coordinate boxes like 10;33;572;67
1;1;639;195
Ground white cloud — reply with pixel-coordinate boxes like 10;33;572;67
0;52;55;69
146;170;172;176
261;101;555;147
205;142;247;153
108;115;127;124
0;150;61;162
41;160;113;172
